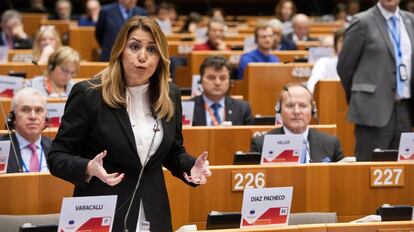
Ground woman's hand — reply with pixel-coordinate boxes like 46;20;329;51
86;150;125;186
184;151;212;184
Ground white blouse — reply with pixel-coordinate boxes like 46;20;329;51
126;83;164;229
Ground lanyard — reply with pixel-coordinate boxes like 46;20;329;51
21;146;44;173
204;103;225;126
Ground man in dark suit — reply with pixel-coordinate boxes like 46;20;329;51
192;56;254;126
337;0;414;161
284;13;319;50
5;88;52;173
251;83;344;163
95;0;148;61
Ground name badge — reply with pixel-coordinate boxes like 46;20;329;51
399;64;408;81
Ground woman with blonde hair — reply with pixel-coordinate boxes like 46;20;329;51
27;46;79;97
32;25;62;65
48;16;211;232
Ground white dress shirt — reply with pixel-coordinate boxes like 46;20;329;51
378;3;412;99
202;95;225;126
283;126;310;163
15;132;48;172
126;83;164;229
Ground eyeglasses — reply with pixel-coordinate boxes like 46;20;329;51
59;66;77;77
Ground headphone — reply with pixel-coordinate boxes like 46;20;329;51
275;84;318;118
6;110;50;130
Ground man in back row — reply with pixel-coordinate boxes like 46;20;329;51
192;56;254;126
251;83;344;163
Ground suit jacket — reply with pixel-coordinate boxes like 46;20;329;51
2;134;52;173
95;3;148;61
337;6;414;127
250;127;344;162
0;33;32;49
192;95;254;126
47;79;196;232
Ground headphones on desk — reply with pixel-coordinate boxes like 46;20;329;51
274;83;318;118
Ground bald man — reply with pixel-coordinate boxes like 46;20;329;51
284;13;318;49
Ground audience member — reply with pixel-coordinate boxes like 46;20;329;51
251;83;344;162
337;0;414;161
32;25;62;65
27;46;79;98
22;0;48;13
285;13;318;47
193;18;228;51
238;23;280;79
266;18;296;50
79;0;101;26
0;10;32;49
48;0;78;21
155;2;173;35
95;0;148;61
275;0;297;35
307;29;344;93
347;0;361;21
192;56;254;126
180;12;203;33
4;88;51;173
334;3;348;22
143;0;157;16
209;7;226;21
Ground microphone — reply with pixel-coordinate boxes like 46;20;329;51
0;101;22;172
123;106;160;232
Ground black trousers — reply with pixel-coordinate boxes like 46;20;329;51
355;100;412;161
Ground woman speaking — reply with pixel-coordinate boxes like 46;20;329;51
48;16;211;232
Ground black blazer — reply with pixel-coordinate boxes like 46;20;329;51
192;95;254;126
95;3;148;61
2;133;52;173
48;79;196;232
250;127;344;162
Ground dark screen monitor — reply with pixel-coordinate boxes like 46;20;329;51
371;149;398;162
206;212;241;230
254;116;275;125
19;225;58;232
376;205;413;221
180;87;192;96
233;152;261;165
8;72;26;79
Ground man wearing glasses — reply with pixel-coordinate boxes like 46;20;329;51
192;56;254;126
4;88;52;173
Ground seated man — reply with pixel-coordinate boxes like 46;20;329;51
48;0;78;20
266;19;296;50
192;56;254;126
238;23;280;79
251;83;344;163
193;18;228;51
4;88;52;173
284;13;318;48
0;10;32;49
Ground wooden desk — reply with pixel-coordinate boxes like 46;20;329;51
0;125;336;166
197;221;414;232
314;80;354;156
69;26;100;61
21;13;48;38
0;62;107;79
244;63;313;115
1;163;413;231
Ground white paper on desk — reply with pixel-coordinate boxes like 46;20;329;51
46;102;65;127
58;195;117;232
241;187;293;228
398;132;414;162
191;75;203;97
243;35;256;52
0;140;11;174
0;75;24;97
261;134;302;164
182;101;195;126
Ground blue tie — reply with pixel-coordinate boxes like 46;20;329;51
211;103;222;125
390;15;405;98
301;140;307;164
